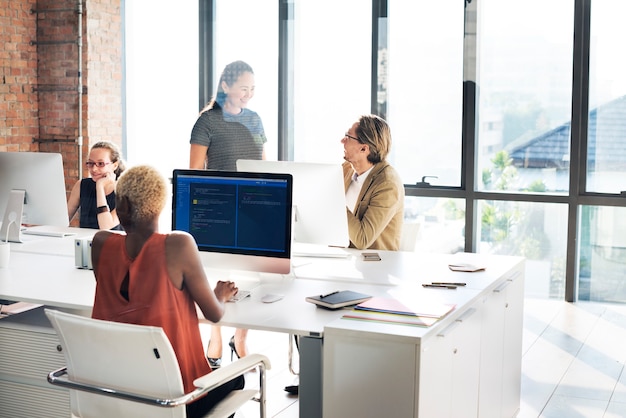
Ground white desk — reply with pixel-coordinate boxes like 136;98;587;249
0;228;525;418
321;258;524;418
9;226;95;258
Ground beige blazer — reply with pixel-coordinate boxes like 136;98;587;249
343;161;404;250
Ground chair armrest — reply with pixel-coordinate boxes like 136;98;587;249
47;354;272;409
48;367;193;407
193;353;271;391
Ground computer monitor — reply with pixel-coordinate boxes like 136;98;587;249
171;169;293;275
0;152;69;229
236;160;350;248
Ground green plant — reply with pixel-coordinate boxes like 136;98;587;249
480;150;550;260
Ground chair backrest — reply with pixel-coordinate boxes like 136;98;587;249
399;222;420;252
45;309;186;418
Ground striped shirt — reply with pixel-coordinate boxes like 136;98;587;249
190;107;267;170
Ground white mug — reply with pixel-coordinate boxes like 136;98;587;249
0;242;9;268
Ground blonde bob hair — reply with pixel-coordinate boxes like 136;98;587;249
115;165;167;225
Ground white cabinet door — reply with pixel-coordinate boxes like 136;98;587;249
501;270;524;417
478;268;525;418
419;306;482;418
419;325;454;417
478;285;506;418
323;331;417;418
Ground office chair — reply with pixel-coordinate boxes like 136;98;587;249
44;309;271;418
399;221;420;252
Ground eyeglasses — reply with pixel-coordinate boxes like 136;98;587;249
85;161;113;168
344;133;362;143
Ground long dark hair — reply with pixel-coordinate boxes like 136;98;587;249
200;60;254;113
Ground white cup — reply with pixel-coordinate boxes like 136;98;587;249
0;242;10;268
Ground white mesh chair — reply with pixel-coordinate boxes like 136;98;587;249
399;222;420;252
45;309;270;418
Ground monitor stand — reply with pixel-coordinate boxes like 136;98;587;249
0;190;25;243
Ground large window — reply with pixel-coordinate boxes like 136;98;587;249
123;0;626;303
579;206;626;302
292;0;372;163
586;0;626;194
214;0;279;161
576;0;626;303
387;1;464;187
123;0;199;176
405;196;465;254
471;0;575;299
477;200;569;298
476;0;574;194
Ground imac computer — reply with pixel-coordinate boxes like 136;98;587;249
171;169;293;275
0;152;69;242
236;160;350;250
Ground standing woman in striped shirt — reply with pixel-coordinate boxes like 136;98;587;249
188;60;266;369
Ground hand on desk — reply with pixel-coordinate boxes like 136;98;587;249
214;280;239;303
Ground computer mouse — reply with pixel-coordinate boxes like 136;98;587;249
261;293;284;303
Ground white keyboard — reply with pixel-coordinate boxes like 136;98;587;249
22;227;76;238
228;290;251;303
22;230;69;238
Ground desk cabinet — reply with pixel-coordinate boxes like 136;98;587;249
323;262;524;418
418;305;482;417
0;307;69;418
478;268;524;418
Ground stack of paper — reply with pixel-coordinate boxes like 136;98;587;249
342;297;455;327
0;301;43;317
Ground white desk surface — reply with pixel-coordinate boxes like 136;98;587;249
0;251;95;311
0;227;524;338
8;226;95;257
293;249;521;290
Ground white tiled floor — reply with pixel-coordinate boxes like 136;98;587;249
205;298;626;417
199;325;300;418
520;299;626;418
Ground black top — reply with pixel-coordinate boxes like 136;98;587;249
79;178;121;230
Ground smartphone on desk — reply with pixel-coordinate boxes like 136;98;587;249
362;252;381;261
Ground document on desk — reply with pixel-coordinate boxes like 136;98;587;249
342;310;438;327
0;301;43;317
354;297;456;319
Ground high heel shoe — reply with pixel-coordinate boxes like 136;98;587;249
206;340;222;369
207;357;222;369
229;336;240;361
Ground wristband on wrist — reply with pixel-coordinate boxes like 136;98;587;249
97;205;110;214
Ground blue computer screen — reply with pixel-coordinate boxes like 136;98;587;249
172;170;292;259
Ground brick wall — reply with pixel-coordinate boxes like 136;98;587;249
35;0;83;182
0;0;122;219
0;0;38;152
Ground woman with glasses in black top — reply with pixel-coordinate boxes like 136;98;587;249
67;141;126;230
